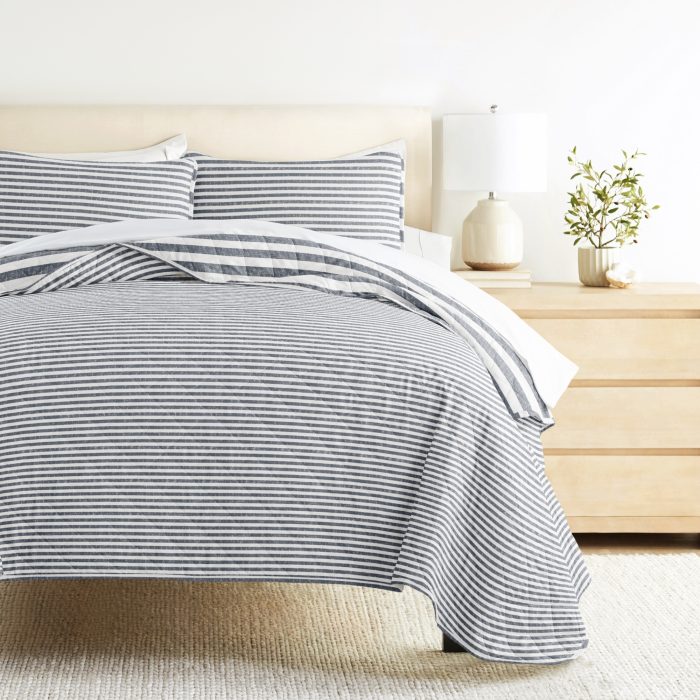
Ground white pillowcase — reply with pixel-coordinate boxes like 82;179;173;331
403;227;453;269
30;134;187;162
339;139;407;159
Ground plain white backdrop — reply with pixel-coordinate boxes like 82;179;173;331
2;0;698;281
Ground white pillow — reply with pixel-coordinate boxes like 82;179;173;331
30;134;187;162
339;139;407;159
403;227;453;269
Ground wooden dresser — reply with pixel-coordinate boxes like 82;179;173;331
491;283;700;533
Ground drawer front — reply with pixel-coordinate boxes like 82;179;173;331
543;387;700;450
546;455;700;516
528;318;700;382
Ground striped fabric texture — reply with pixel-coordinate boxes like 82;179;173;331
0;151;197;246
0;224;589;663
188;151;405;248
0;228;550;424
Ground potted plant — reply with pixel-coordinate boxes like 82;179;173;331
564;148;659;286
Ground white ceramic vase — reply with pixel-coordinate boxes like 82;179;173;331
462;198;523;270
578;247;621;287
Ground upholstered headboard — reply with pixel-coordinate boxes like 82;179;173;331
0;105;432;230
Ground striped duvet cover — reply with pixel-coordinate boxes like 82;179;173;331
0;219;588;664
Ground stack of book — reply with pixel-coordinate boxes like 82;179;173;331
452;267;531;289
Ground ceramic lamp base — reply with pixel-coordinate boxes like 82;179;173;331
462;198;523;271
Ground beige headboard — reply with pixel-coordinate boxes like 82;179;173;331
0;105;432;230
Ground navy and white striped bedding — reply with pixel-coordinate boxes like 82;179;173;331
188;150;405;248
0;220;588;664
0;151;197;246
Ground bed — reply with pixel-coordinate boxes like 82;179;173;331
0;106;588;664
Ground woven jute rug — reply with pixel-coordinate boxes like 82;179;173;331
0;554;698;699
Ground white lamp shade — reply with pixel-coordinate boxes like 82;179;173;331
442;112;547;193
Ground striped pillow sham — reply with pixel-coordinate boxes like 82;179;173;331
187;148;405;249
0;151;197;246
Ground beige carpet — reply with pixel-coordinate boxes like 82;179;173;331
0;554;698;700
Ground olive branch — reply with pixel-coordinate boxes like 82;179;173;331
564;147;659;249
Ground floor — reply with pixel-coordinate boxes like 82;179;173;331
1;549;698;699
575;533;699;554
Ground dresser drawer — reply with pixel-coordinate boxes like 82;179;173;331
543;387;700;451
528;318;700;383
546;456;700;516
493;283;700;533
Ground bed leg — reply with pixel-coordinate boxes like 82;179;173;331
442;633;467;653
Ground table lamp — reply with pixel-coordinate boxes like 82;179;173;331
442;106;547;270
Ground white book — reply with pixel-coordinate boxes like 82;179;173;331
452;267;531;280
466;279;532;289
452;268;532;289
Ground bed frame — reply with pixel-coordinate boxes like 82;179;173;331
0;104;466;653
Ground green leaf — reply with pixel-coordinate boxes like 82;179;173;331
564;146;657;248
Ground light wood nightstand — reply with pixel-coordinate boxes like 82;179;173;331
490;283;700;534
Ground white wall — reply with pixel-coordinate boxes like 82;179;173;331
3;0;699;281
